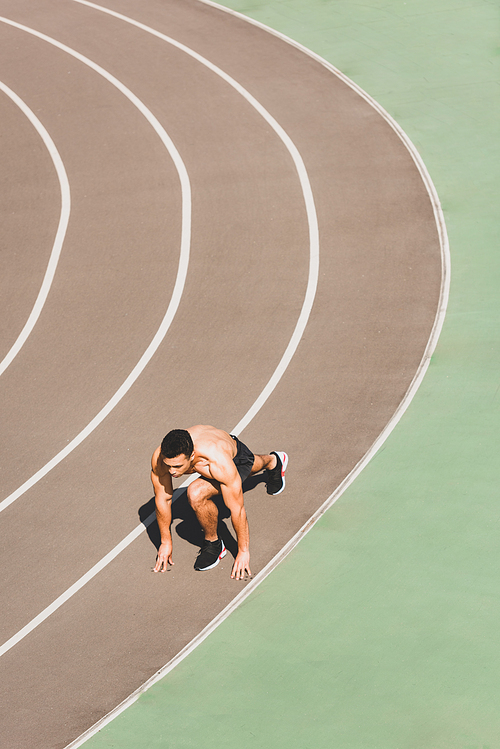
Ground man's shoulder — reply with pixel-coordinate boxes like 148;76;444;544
188;424;218;443
151;446;164;474
200;430;234;457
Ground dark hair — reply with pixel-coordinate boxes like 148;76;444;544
160;429;194;459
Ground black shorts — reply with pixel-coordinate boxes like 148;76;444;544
231;435;255;483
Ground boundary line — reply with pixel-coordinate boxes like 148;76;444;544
0;80;71;378
63;2;450;747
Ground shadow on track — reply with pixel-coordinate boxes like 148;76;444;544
139;474;267;561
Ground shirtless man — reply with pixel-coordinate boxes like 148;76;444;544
151;425;288;580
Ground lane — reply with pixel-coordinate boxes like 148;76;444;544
0;0;443;747
72;0;320;438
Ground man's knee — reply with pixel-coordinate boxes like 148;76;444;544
187;480;216;508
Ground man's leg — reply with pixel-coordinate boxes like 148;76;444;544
250;453;277;473
187;477;220;541
187;478;227;572
252;452;288;496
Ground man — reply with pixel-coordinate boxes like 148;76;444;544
151;425;288;580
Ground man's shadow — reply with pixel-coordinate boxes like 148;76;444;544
138;473;266;560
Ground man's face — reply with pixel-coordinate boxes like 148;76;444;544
163;453;193;478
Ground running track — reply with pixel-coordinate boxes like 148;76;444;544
87;2;499;748
0;1;445;746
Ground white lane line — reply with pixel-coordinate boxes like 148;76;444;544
0;522;146;658
0;6;319;657
0;16;192;515
201;0;450;324
72;0;320;433
197;1;451;428
0;81;71;378
0;483;185;658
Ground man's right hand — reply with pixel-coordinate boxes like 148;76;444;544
154;541;174;572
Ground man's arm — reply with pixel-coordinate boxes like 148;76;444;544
151;453;174;572
210;458;251;580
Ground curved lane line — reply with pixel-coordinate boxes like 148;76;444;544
0;6;320;657
0;16;192;515
0;80;71;378
63;5;450;747
202;0;450;326
73;0;320;440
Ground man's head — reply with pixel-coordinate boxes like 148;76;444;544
160;429;194;478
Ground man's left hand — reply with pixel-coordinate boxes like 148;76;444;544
231;551;252;580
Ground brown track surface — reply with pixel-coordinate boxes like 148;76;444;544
0;1;442;746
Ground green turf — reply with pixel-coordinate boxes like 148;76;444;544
85;1;500;747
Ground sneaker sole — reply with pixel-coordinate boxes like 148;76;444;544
194;544;227;572
269;451;288;496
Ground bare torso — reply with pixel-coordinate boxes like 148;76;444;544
152;425;237;481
